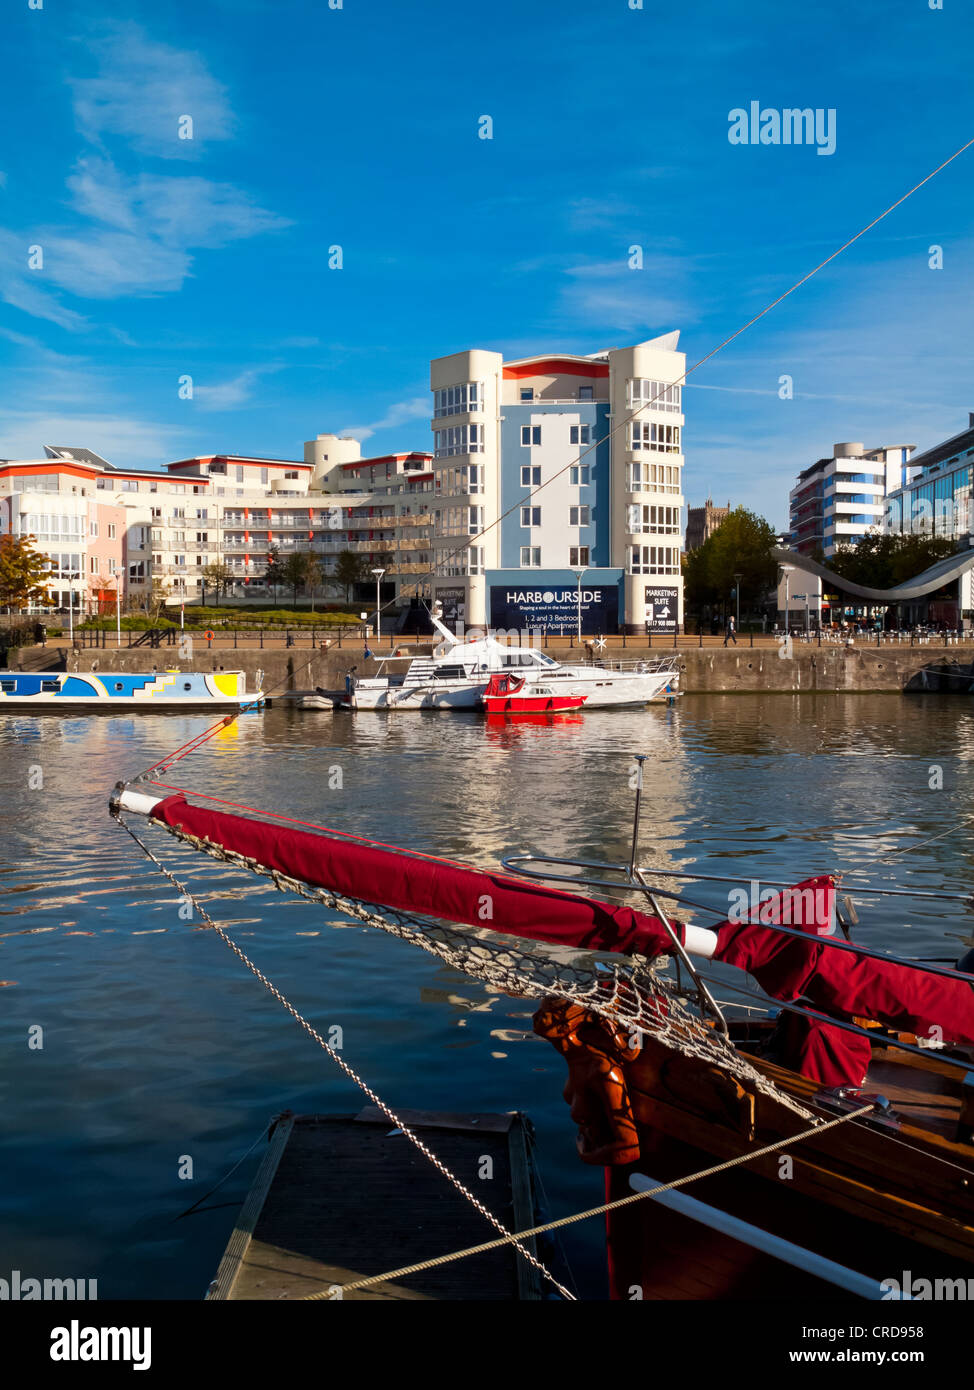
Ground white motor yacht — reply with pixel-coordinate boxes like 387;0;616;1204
341;614;679;711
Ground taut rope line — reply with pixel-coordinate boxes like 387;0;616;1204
304;1103;876;1298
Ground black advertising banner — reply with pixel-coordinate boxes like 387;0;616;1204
489;583;619;634
643;585;679;633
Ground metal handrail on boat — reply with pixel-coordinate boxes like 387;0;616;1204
501;759;974;1082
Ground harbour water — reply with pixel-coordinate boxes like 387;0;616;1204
2;693;973;1299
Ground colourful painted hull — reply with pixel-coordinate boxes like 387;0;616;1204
0;670;263;710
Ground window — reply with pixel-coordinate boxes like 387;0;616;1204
630;422;680;453
89;520;98;538
569;546;590;566
630;545;679;575
520;546;542;567
626;461;681;494
520;388;535;402
569;464;591;486
569;505;590;526
467;506;483;534
521;506;541;527
89;556;97;574
578;385;593;401
236;465;245;482
520;465;541;487
260;469;269;485
521;425;541;447
569;425;591;446
628;379;682;412
108;523;116;539
196;509;208;520
209;462;226;475
434;424;484;457
433;382;483;418
629;504;680;534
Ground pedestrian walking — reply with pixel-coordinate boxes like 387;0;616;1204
33;621;47;648
723;615;737;646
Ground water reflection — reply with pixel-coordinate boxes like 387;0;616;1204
1;692;974;1298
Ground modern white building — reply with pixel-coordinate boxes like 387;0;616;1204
789;442;914;558
429;333;686;633
0;438;433;614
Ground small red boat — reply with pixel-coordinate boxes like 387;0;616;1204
480;671;586;716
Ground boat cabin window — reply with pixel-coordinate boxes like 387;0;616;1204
115;682;124;691
435;665;467;680
41;680;59;693
503;651;556;668
1;680;15;692
183;682;193;690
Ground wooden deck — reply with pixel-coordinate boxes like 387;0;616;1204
207;1108;543;1301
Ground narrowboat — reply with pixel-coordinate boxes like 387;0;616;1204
1;669;264;710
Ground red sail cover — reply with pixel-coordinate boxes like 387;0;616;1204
150;799;974;1051
149;796;677;957
713;874;974;1049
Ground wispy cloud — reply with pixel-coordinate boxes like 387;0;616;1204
0;409;186;468
556;259;692;336
0;27;288;324
192;366;281;411
339;396;430;443
69;22;235;158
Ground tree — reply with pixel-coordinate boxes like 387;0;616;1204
301;550;323;611
280;552;307;605
826;532;956;590
0;534;53;611
201;562;234;602
333;549;367;603
682;507;778;620
264;547;285;605
141;578;171;625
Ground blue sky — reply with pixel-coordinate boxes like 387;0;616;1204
2;0;972;526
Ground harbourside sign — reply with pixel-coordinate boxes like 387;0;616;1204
490;584;619;633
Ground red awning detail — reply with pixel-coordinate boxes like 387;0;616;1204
148;796;675;957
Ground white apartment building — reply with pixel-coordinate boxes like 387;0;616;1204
429;333;686;633
0;439;433;613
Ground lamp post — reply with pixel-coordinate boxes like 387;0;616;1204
780;564;794;635
733;571;742;632
572;567;587;641
112;574;122;648
371;567;386;643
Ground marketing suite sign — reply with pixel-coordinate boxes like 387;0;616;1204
644;586;679;633
490;584;619;633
